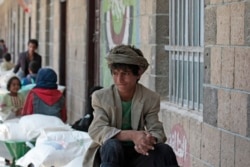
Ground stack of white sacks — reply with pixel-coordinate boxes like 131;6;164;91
0;114;92;167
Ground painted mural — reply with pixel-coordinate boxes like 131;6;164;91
169;124;190;167
100;0;140;87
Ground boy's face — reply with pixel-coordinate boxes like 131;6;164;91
28;43;37;55
112;68;140;95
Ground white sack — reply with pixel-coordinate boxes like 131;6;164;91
16;130;92;167
19;114;71;140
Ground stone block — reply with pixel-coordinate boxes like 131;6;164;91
190;156;211;167
155;15;169;44
189;119;202;159
140;0;148;15
210;47;221;86
221;47;234;88
201;123;220;167
245;2;250;45
161;109;172;139
203;86;218;126
210;0;223;4
144;73;153;90
204;47;211;84
156;0;168;14
204;6;216;45
140;16;149;44
231;3;245;45
234;47;250;91
150;45;169;75
220;130;235;167
231;92;248;136
170;111;184;129
155;76;168;98
218;90;232;131
145;0;154;15
235;136;250;167
204;0;210;7
231;2;245;17
217;5;230;45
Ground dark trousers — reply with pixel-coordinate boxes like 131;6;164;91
99;139;179;167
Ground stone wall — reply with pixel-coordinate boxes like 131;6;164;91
64;0;88;122
161;1;250;166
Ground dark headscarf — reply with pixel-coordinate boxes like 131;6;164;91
35;68;58;89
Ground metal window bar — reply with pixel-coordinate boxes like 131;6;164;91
167;0;204;111
181;0;184;106
190;0;194;109
185;0;189;108
196;0;200;110
176;0;180;103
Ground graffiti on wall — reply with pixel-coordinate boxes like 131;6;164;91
100;0;140;86
169;124;190;167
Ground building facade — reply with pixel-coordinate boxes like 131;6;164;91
0;0;249;166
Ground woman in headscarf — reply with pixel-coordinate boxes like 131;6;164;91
21;68;67;122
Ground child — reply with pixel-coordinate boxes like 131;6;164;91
0;53;15;71
0;76;25;121
72;86;103;131
21;60;40;86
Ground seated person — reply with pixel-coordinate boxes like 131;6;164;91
0;76;25;122
21;68;67;122
0;53;15;71
83;45;178;167
21;60;40;86
72;85;103;132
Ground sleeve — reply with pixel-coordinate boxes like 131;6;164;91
21;91;34;115
88;92;121;145
0;94;15;114
0;63;7;71
13;53;21;73
35;54;42;69
144;93;167;143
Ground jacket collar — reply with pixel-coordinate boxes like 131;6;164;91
113;84;144;129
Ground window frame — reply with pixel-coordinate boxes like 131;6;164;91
165;0;204;111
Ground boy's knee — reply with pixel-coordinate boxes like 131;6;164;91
100;139;123;154
99;139;125;166
154;143;175;155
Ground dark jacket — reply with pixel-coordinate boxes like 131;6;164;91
13;51;42;76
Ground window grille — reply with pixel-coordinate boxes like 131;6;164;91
166;0;204;111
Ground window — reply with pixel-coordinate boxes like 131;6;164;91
165;0;204;111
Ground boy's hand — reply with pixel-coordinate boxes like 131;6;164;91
133;131;156;156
